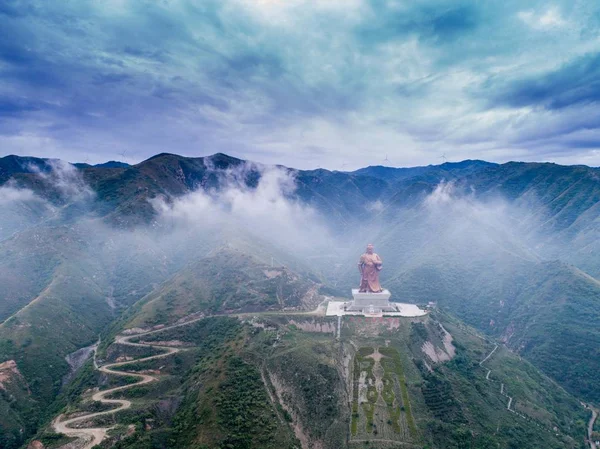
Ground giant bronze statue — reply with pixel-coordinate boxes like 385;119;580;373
358;244;383;293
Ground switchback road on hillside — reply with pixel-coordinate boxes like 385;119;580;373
53;317;204;449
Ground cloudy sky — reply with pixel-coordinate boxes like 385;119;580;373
1;0;600;169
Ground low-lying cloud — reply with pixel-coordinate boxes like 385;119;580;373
0;184;40;206
27;159;94;201
152;163;332;255
422;180;540;253
0;182;54;240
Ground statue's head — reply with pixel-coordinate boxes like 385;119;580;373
366;244;374;254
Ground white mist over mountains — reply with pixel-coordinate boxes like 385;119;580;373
0;155;555;303
0;184;39;205
151;163;332;255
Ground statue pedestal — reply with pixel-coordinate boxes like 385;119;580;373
346;289;396;313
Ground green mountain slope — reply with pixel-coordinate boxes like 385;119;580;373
0;242;114;447
40;312;590;449
127;247;324;328
0;360;39;449
390;259;600;401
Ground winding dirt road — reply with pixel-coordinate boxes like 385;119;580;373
53;318;204;449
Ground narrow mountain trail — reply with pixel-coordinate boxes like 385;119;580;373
480;344;521;414
478;344;498;366
52;317;204;449
478;343;557;434
587;406;598;449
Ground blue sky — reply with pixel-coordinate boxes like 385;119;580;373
1;0;600;169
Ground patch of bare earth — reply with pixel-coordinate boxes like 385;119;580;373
0;360;27;391
421;325;456;363
421;341;452;363
289;319;335;334
263;270;282;279
439;324;456;358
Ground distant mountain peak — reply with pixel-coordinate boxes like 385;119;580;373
204;152;246;169
437;159;498;168
94;161;130;168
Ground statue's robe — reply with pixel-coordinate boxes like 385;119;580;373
358;252;383;293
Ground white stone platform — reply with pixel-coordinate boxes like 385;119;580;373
346;288;394;312
325;300;427;317
351;288;391;300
